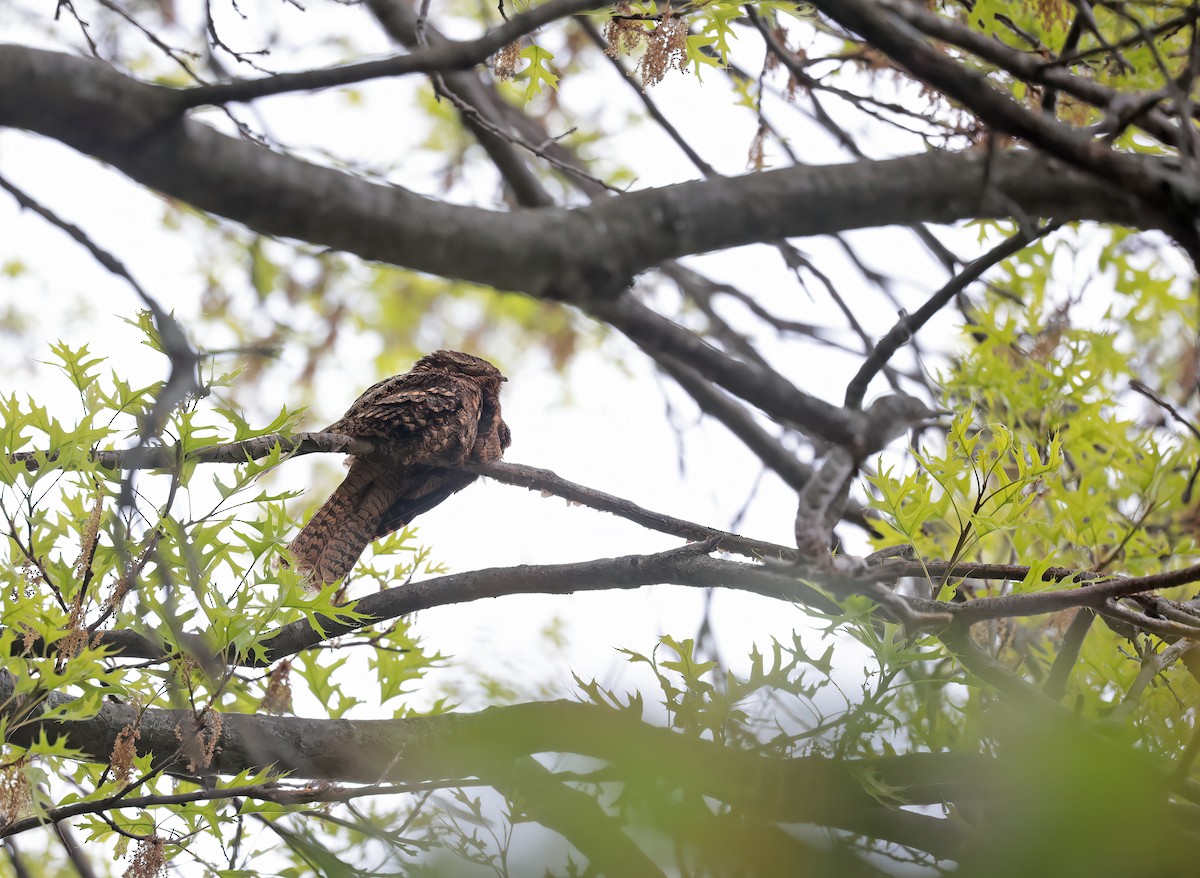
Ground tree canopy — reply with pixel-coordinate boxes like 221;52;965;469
3;0;1200;874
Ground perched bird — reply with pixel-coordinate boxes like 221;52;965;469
288;350;509;585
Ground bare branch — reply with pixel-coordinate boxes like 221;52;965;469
653;355;832;498
368;0;570;206
595;296;864;444
1111;639;1198;720
844;221;1061;409
1043;609;1095;700
176;0;610;109
461;460;797;560
10;538;1200;670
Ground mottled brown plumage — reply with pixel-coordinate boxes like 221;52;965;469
288;351;509;585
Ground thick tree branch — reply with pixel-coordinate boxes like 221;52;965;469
652;354;853;508
0;677;965;858
595;295;864;444
48;548;1200;670
0;45;1165;304
806;0;1200;255
1043;608;1095;700
251;546;832;665
876;0;1185;143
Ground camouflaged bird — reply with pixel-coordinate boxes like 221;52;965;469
288;350;510;585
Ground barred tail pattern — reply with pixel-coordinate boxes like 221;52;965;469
287;458;401;585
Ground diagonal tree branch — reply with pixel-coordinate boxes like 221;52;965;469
877;0;1185;143
595;296;866;444
366;0;565;207
653;355;826;495
805;0;1200;256
460;460;798;559
843;220;1062;408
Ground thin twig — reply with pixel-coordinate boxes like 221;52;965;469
1131;378;1200;441
1111;638;1197;719
578;17;719;178
845;221;1061;409
461;460;797;560
176;0;610;109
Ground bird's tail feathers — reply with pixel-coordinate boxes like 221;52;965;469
287;459;398;586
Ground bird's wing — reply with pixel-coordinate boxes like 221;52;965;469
326;372;483;458
372;467;476;539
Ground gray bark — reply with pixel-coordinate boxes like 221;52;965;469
0;44;1167;302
